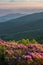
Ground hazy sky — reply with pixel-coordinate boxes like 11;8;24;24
0;0;43;9
0;0;43;2
0;0;43;16
0;2;43;9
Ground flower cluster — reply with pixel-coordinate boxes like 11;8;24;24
0;39;43;65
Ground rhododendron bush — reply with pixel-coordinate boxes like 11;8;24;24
0;39;43;65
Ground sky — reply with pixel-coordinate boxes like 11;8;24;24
0;2;43;9
0;0;43;2
0;0;43;16
0;0;43;9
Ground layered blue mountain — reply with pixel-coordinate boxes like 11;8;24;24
0;13;24;22
0;12;43;43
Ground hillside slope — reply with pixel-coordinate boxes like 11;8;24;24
0;12;43;43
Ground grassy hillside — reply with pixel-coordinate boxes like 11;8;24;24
0;12;43;43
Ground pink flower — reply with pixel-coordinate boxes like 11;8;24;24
22;55;31;59
4;50;14;55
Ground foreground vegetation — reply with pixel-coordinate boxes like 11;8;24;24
0;39;43;65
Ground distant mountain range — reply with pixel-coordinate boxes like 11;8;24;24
0;13;24;22
0;12;43;43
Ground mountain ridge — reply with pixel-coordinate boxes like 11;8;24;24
0;13;24;22
0;12;43;43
